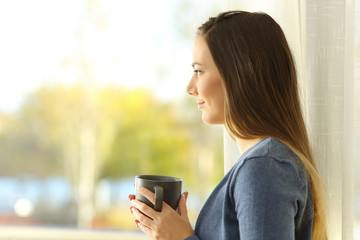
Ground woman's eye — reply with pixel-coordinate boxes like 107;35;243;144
194;70;202;77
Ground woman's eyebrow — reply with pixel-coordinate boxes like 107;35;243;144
191;62;202;68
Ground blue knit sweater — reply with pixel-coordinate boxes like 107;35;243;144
185;138;313;240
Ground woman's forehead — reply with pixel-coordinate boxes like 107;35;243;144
192;36;213;66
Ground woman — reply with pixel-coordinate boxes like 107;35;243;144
129;11;327;240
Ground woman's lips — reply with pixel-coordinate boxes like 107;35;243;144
197;101;205;108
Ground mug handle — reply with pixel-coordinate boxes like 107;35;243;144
154;185;163;212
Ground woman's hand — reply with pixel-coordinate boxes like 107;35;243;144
128;187;194;240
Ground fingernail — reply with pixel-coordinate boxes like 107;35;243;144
135;220;140;229
137;221;142;229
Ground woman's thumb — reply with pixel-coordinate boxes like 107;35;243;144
178;192;189;217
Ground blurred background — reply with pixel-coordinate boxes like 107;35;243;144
0;0;223;238
0;0;359;239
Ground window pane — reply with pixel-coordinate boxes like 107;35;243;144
0;0;222;238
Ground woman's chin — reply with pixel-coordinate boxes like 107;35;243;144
202;113;224;125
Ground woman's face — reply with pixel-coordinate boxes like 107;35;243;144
186;36;225;125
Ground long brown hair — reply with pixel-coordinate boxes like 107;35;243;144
197;11;327;239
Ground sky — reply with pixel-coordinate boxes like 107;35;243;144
4;0;354;114
0;0;207;113
0;0;82;111
0;0;291;113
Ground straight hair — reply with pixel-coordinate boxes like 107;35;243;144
197;11;328;239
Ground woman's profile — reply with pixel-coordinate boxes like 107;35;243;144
129;11;328;240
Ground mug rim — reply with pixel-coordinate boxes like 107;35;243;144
135;174;182;182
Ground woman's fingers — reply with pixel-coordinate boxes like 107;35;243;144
129;189;194;240
131;206;154;228
177;192;189;217
136;186;173;212
131;198;157;220
135;220;154;239
128;194;135;201
137;186;156;205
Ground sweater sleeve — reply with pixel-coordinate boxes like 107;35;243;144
232;157;306;240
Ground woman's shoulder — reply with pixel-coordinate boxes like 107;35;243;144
240;138;298;163
229;138;309;193
236;138;305;172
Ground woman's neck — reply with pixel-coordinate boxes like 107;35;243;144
235;137;262;155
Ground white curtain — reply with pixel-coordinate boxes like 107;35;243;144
222;0;359;239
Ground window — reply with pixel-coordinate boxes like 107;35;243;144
0;0;222;238
1;1;358;239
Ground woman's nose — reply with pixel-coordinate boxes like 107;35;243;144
186;76;198;96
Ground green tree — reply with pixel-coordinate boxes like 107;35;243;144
99;88;192;179
0;85;200;221
0;100;62;178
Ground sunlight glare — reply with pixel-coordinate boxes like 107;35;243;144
14;198;34;217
